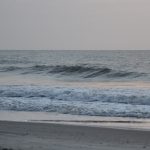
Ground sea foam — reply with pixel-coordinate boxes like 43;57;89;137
1;85;150;118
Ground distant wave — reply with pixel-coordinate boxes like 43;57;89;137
0;64;146;79
0;66;21;72
0;59;32;65
1;85;150;118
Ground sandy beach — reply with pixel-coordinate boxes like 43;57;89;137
0;112;150;150
0;121;150;150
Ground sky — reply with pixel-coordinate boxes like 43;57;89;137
0;0;150;50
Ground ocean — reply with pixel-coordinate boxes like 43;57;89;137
0;50;150;118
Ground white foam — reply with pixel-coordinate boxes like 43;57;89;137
1;85;150;117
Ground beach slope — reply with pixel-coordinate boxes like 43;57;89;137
0;121;150;150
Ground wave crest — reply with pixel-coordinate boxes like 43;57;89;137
0;64;145;79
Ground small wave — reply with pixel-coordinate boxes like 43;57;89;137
0;66;21;72
1;86;150;118
107;71;143;78
84;68;112;78
0;86;150;105
0;59;31;65
0;64;145;79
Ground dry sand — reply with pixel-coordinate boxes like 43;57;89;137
0;121;150;150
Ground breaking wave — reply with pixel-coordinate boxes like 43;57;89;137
1;85;150;118
0;64;145;79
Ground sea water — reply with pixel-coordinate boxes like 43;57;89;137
0;50;150;118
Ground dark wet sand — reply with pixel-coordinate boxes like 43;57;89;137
0;121;150;150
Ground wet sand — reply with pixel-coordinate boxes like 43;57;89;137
1;111;150;150
0;119;150;150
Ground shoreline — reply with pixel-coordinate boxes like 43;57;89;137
1;111;150;130
0;120;150;150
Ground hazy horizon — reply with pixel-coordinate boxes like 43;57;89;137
0;0;150;50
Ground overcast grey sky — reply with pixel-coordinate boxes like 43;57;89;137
0;0;150;50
